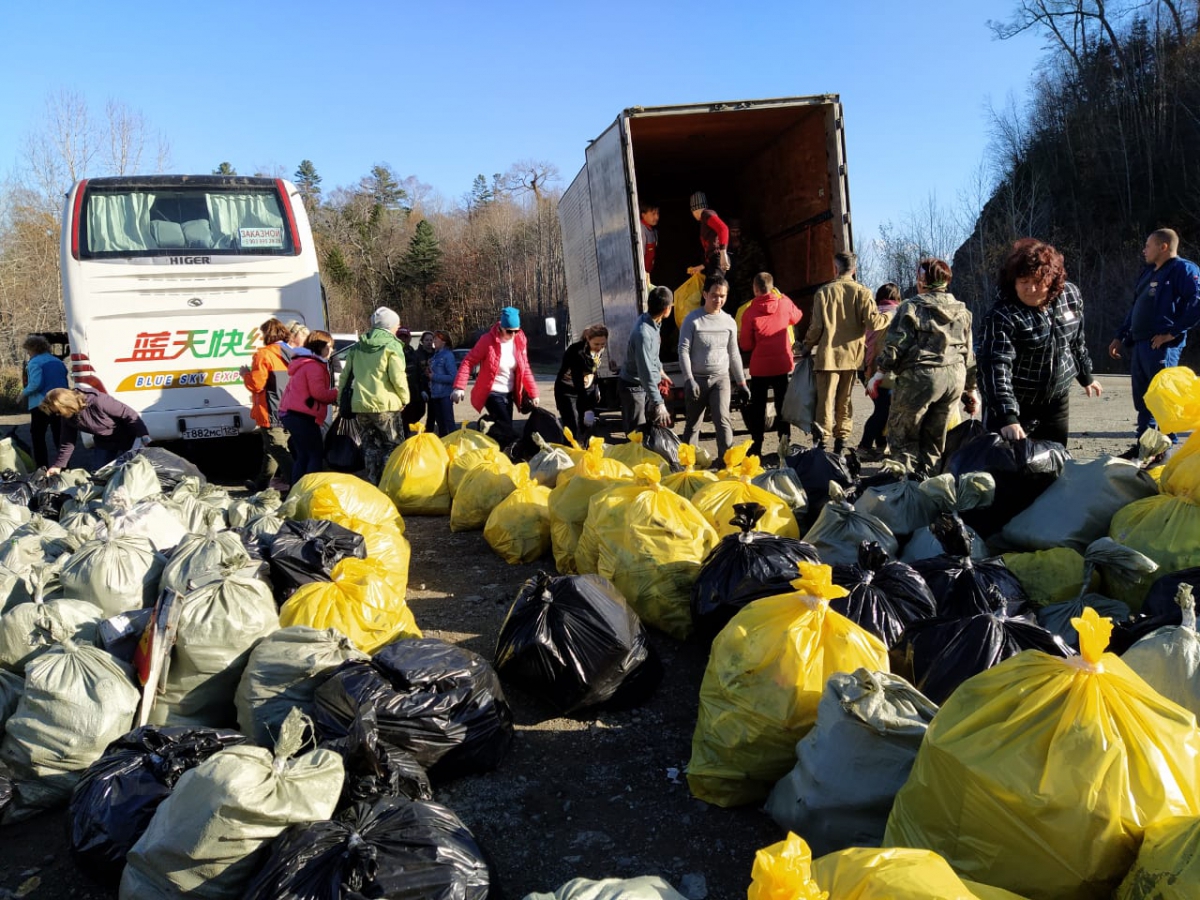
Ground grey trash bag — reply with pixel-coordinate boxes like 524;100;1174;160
236;626;368;748
0;498;31;541
1035;538;1152;649
102;455;162;508
1123;583;1200;719
764;668;937;857
900;472;995;564
228;489;283;529
162;492;226;536
58;516;165;617
524;876;689;900
802;483;897;566
148;567;279;728
0;437;32;475
0;637;139;822
1001;456;1159;552
753;446;808;513
120;708;344;900
0;516;78;572
243;509;287;547
160;528;252;595
100;497;189;554
529;434;576;488
853;464;945;538
781;355;816;432
0;568;101;674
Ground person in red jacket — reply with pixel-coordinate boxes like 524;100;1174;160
452;306;540;443
689;191;730;277
279;330;339;484
739;271;803;458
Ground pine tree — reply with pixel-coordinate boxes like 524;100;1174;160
470;174;493;209
212;161;236;175
400;219;443;298
362;164;407;210
294;159;322;206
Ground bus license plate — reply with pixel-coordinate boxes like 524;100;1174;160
182;425;239;440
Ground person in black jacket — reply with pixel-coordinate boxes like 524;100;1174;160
554;324;607;441
977;238;1102;447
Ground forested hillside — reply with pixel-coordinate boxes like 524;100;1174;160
951;0;1200;371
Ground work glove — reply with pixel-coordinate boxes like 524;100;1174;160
962;390;981;416
531;397;541;408
134;436;152;450
451;389;465;404
582;410;596;428
652;403;672;428
686;379;701;401
866;372;884;400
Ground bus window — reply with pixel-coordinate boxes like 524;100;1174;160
80;185;297;257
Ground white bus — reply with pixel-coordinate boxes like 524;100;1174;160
60;175;327;444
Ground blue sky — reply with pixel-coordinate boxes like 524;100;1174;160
0;0;1045;243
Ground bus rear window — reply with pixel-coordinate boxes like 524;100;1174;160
80;187;297;257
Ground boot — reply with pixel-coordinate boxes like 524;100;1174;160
833;438;845;455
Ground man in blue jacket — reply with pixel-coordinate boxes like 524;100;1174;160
619;285;674;435
1110;228;1200;446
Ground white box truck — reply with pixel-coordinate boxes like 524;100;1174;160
558;95;854;404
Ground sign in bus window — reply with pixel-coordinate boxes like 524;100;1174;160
239;227;284;249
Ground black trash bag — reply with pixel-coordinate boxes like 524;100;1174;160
493;571;654;715
0;473;34;507
831;541;937;649
319;703;433;807
516;407;567;462
68;725;246;885
946;433;1069;536
638;425;684;472
0;760;12;820
244;797;492;900
785;447;855;529
29;488;71;521
267;518;368;603
1110;566;1200;654
315;638;514;783
911;514;1029;619
141;446;205;491
937;419;989;474
691;502;822;643
901;589;1073;704
324;413;365;473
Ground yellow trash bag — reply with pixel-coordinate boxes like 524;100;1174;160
574;463;718;639
688;564;889;807
289;473;404;533
885;608;1200;900
447;445;497;499
451;453;520;533
1108;454;1200;609
378;424;450;516
673;272;705;329
356;520;411;586
690;442;800;539
441;421;498;455
484;470;552;564
1146;366;1200;434
1000;546;1090;607
548;440;633;575
748;832;828;900
280;556;421;654
1115;815;1200;900
662;443;718;501
605;431;669;475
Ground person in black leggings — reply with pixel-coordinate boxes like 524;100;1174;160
554;324;607;441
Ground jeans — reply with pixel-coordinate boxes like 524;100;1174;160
426;396;456;437
29;407;62;470
861;387;892;450
281;411;325;484
485;392;517;446
682;374;733;463
744;374;790;457
1131;338;1183;437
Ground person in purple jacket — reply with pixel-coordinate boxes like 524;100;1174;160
41;386;150;474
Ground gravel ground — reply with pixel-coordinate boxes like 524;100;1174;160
0;374;1142;899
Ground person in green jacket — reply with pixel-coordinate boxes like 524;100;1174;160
338;307;410;483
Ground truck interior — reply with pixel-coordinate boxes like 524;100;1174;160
627;103;844;358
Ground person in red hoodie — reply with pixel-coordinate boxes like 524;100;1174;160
451;306;540;444
279;330;339;485
739;271;802;458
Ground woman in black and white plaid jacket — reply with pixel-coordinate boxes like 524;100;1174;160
977;239;1103;447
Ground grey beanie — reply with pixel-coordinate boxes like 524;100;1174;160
689;191;707;212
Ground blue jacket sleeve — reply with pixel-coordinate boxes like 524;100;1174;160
1168;261;1200;337
20;358;43;399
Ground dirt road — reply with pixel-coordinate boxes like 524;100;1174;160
0;375;1145;899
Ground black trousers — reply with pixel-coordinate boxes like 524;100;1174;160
30;407;62;470
744;374;790;456
989;392;1071;447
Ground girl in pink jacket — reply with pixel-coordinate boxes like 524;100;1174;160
452;307;539;441
279;330;339;485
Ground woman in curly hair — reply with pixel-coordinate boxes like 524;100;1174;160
977;238;1102;447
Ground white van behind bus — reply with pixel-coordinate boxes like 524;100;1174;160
60;175;327;443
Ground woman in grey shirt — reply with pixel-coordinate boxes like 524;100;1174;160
678;273;747;463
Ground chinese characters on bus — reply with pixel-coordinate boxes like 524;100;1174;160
116;328;258;363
